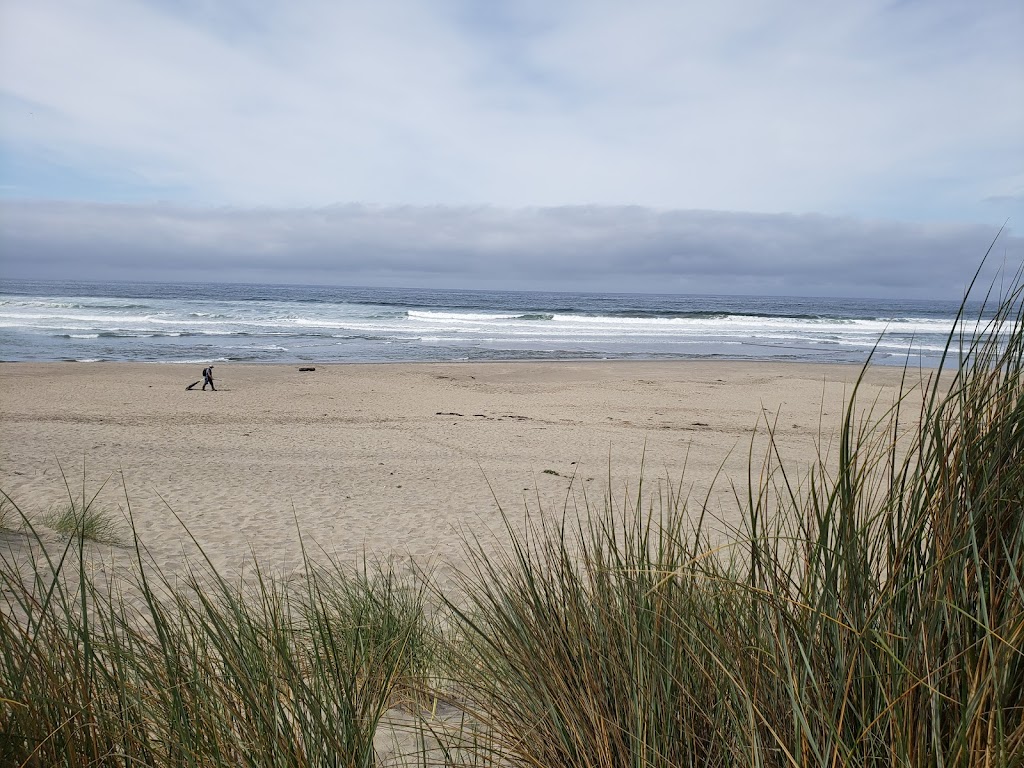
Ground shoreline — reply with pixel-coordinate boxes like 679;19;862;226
2;356;894;367
1;360;926;587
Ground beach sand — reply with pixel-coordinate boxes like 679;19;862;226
0;361;924;588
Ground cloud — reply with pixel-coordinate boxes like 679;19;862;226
1;0;1021;222
2;201;1019;299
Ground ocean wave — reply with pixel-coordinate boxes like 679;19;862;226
9;300;155;311
153;357;232;365
225;344;290;352
331;334;396;341
407;310;514;322
405;310;557;323
369;310;410;319
55;331;178;339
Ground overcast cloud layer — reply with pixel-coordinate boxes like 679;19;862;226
2;201;1020;299
1;2;1022;296
2;1;1022;219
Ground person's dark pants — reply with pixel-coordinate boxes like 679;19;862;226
203;377;215;391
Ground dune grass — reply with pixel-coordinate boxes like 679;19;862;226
438;261;1024;766
42;499;126;546
0;511;440;766
1;258;1022;766
0;495;12;531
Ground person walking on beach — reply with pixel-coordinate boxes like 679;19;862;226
202;365;216;391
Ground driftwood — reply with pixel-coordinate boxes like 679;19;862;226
298;367;316;372
185;381;200;390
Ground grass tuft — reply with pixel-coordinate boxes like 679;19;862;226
43;499;126;546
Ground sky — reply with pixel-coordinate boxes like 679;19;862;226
1;0;1022;298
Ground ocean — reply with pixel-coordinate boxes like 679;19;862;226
0;278;998;368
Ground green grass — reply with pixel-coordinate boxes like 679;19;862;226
438;257;1024;766
1;253;1022;766
42;500;126;546
0;519;440;766
0;495;12;531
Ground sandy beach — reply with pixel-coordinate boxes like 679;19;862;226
0;361;923;585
